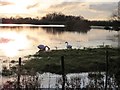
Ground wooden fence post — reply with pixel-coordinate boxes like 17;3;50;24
17;57;21;90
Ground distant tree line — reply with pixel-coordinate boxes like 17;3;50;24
88;20;119;27
0;12;119;30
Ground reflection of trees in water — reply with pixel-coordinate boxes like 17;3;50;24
42;27;90;34
0;26;40;29
87;72;104;89
73;29;90;34
2;71;120;89
0;26;24;29
56;72;119;89
0;26;90;34
87;72;119;89
42;27;65;35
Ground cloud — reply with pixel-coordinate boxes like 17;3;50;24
24;0;67;17
45;2;118;20
89;2;117;12
27;3;39;9
45;2;91;16
50;2;84;8
84;0;119;2
46;2;88;15
0;1;14;6
0;0;118;20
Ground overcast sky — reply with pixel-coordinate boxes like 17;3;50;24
0;0;119;20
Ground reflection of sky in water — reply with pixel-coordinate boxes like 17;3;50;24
0;26;118;58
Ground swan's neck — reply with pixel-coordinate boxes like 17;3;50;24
45;46;50;50
66;42;68;45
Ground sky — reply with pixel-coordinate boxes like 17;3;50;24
0;0;119;20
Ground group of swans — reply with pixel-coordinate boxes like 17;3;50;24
38;42;72;51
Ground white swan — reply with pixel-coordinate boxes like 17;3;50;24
65;42;72;49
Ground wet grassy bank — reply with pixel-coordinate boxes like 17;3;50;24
23;48;120;74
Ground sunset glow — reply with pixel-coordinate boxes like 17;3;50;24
0;31;30;57
0;0;119;20
0;0;32;14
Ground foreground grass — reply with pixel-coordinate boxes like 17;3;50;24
23;48;119;74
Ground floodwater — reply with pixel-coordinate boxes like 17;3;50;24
0;24;119;88
0;24;118;59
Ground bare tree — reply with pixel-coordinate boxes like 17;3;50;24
111;1;120;21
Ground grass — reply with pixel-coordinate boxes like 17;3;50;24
22;48;119;74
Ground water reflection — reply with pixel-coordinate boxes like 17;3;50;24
42;27;90;34
0;25;118;58
1;26;90;35
43;27;65;35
